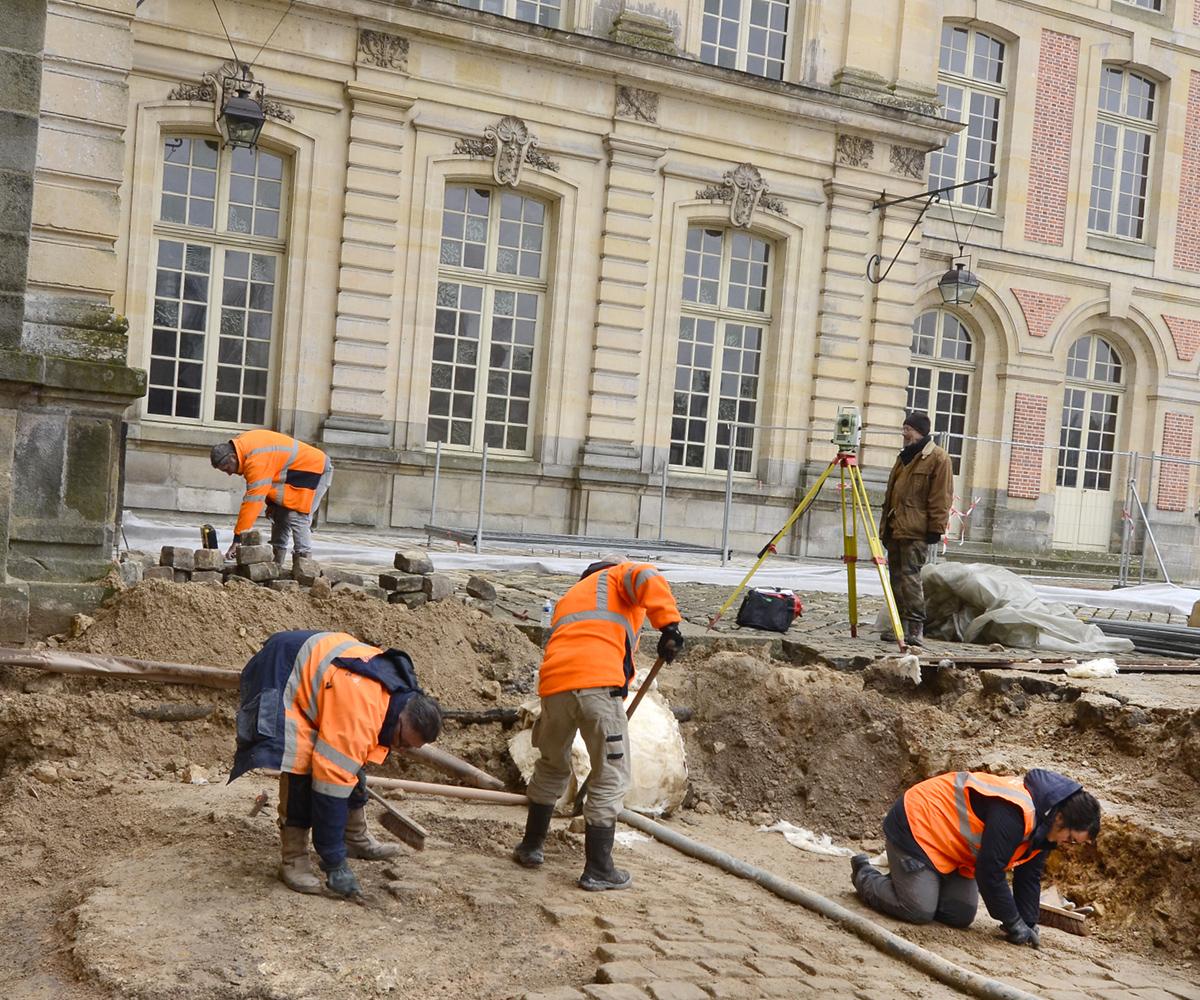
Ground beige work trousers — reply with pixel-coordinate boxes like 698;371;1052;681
526;687;631;827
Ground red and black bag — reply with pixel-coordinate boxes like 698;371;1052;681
735;588;804;633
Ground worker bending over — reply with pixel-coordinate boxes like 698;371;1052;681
851;769;1101;948
512;555;685;891
229;630;442;898
210;429;332;564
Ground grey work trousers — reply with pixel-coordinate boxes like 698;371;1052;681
526;687;631;827
268;459;333;562
854;838;979;928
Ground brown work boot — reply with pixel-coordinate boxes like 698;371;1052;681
279;824;321;894
345;806;402;860
903;620;925;647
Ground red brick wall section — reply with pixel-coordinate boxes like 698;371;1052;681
1163;315;1200;362
1156;412;1194;512
1023;30;1080;246
1175;72;1200;272
1012;289;1070;338
1008;393;1048;500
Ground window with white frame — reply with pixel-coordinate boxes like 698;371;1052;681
1088;67;1156;241
907;310;974;476
670;227;771;474
1056;335;1123;490
927;24;1005;210
1115;0;1161;9
147;136;286;425
699;0;789;80
456;0;561;27
429;185;548;453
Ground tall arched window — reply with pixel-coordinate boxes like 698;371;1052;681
927;24;1006;210
670;226;772;473
907;310;974;474
1056;335;1123;490
1088;67;1156;241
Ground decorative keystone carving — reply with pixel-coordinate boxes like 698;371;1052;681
696;163;787;228
358;29;409;71
167;62;294;123
615;85;658;123
890;144;925;179
835;134;873;168
452;116;560;186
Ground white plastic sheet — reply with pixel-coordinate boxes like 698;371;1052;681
757;820;854;857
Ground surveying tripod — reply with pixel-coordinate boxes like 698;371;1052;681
709;409;907;650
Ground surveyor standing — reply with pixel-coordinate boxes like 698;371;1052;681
229;630;443;897
512;555;685;891
880;411;953;646
851;769;1101;947
210;430;333;564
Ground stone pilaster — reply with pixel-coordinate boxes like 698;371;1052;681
580;134;666;470
322;76;413;446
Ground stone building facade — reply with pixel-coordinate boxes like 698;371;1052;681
52;0;1200;578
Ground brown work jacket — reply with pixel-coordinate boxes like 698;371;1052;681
881;440;954;542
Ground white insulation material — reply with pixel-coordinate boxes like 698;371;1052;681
757;820;855;857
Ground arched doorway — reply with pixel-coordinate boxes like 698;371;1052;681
1052;334;1123;550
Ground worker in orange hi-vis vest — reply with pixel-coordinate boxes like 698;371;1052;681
210;429;333;564
850;769;1100;949
511;554;685;892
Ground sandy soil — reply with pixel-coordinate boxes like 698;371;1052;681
1;575;1198;999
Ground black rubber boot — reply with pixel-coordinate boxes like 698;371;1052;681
578;824;632;891
512;802;554;868
850;853;872;889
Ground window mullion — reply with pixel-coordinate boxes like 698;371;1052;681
738;5;750;72
202;245;221;423
474;282;495;452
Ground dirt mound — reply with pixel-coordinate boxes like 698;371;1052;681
61;579;542;711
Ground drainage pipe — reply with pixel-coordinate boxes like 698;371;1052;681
618;810;1042;1000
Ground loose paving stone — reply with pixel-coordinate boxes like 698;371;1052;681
583;986;650;1000
191;570;222;585
159;546;194;571
466;574;496;600
597;944;659;964
651;923;707;941
423;572;454;600
696;960;753;979
146;565;177;583
193;549;223;571
540;903;589;925
645;982;708;1000
595;963;655;985
699;980;760;1000
603;928;646;944
394;549;434;574
642;961;709;982
173;570;191;583
654;942;752;962
236;544;275;566
379;571;424;593
525;990;587;1000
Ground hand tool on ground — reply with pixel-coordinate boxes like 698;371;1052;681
571;656;665;816
707;406;905;651
365;784;428;851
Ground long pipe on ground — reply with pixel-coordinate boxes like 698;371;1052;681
618;810;1041;1000
367;775;527;806
402;746;507;791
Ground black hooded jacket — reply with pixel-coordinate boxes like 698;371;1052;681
883;769;1082;927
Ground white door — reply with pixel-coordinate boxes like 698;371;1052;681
1053;385;1121;551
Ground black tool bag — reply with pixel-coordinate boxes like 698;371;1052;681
735;588;799;633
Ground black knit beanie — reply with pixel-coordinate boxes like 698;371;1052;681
902;412;932;437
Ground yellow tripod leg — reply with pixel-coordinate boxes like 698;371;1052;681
840;461;860;636
848;463;905;651
709;457;838;629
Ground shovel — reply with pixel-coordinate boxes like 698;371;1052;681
571;656;665;816
365;784;429;851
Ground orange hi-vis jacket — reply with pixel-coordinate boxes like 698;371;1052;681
277;632;397;799
538;561;681;697
904;771;1040;878
231;429;328;534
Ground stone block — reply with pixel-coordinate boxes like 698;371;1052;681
0;583;30;644
701;980;759;999
191;571;221;585
241;529;264;546
524;990;588;1000
331;581;365;595
582;986;649;1000
292;556;321;585
268;579;300;593
143;566;174;581
645;983;707;1000
642;963;707;982
695;960;754;979
310;577;333;599
172;570;191;583
379;571;424;593
159;546;194;571
539;903;588;925
745;958;802;979
422;572;453;601
363;585;387;601
117;559;142;587
595;962;655;985
389;591;427;609
323;566;365;587
236;545;275;566
596;944;658;964
237;562;278;583
394;549;434;574
466;575;496;600
192;549;223;571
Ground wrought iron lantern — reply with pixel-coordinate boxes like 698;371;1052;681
218;66;266;149
937;255;981;306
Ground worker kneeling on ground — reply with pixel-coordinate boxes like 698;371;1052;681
851;769;1100;948
210;429;333;565
512;554;685;891
229;630;442;897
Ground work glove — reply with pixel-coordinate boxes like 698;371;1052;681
925;531;941;545
1002;918;1040;949
323;859;361;898
657;623;685;663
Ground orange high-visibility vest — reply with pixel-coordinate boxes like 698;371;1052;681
538;561;681;697
279;632;394;799
231;429;328;534
904;771;1041;878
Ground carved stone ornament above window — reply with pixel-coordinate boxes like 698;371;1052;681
615;85;659;123
452;116;560;187
696;163;787;228
889;144;925;180
167;61;294;123
835;134;874;168
358;29;409;71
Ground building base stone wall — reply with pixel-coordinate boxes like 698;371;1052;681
989;492;1055;555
